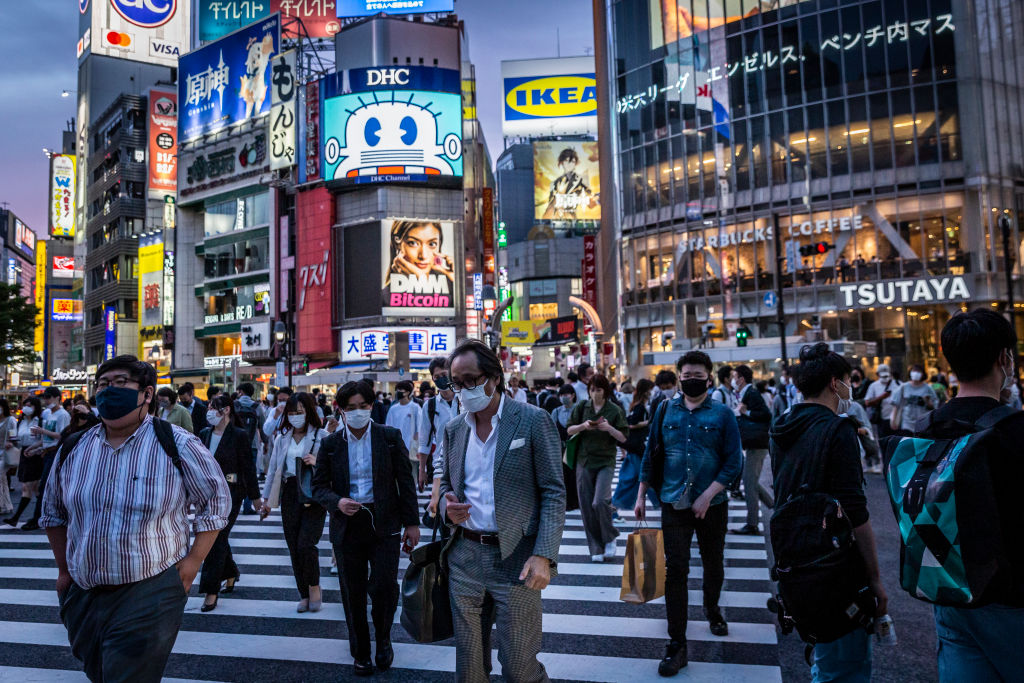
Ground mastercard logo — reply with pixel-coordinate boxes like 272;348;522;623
106;31;132;47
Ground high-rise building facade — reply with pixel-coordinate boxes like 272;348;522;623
606;0;1024;376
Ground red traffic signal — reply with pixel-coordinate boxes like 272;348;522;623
799;241;835;257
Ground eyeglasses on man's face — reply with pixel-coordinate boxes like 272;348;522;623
450;374;488;392
96;375;139;391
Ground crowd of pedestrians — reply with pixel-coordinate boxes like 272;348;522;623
0;307;1017;681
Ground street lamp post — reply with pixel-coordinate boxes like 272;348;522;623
274;318;291;387
773;214;789;367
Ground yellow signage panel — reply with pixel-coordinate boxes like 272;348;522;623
501;320;539;346
34;241;45;353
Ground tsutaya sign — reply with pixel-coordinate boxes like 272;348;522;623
678;214;865;254
839;276;972;308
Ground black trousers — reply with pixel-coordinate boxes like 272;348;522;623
198;490;242;594
280;477;326;598
335;505;401;661
662;500;728;643
59;565;186;683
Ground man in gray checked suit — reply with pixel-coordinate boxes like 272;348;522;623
440;339;565;683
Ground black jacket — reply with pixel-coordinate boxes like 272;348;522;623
737;384;771;449
769;403;868;528
200;424;260;500
188;398;209;436
311;423;419;544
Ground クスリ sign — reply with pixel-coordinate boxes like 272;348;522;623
838;276;971;308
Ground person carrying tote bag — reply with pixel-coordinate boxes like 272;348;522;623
259;392;328;613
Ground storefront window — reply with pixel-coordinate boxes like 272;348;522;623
203;193;269;237
203;237;270;279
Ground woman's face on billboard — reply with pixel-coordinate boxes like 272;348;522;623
398;224;442;274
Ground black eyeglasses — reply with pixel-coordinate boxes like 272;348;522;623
450;374;487;391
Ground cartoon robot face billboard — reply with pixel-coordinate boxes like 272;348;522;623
322;89;463;185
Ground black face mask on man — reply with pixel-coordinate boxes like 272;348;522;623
679;378;709;398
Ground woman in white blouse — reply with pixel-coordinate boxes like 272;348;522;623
0;399;16;515
259;392;330;612
4;396;43;528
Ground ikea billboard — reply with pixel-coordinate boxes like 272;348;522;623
501;56;597;138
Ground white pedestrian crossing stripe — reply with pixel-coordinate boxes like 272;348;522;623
0;467;781;680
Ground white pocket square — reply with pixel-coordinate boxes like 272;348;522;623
510;438;525;449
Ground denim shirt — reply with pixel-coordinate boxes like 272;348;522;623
640;395;744;508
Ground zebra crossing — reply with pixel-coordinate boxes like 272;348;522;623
0;470;782;682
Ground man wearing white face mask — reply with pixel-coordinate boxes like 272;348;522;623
865;364;900;448
439;339;565;683
312;381;419;676
889;364;938;435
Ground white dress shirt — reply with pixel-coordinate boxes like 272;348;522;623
511;388;527;403
385;400;421;458
461;394;504;532
346;425;374;503
418;395;458;456
573;380;589;402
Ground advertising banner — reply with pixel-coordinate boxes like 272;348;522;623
83;0;191;67
53;256;75;277
14;219;35;257
341;326;456;363
533;140;600;221
269;50;297;170
501;57;597;137
535;314;579;346
501;320;539;347
381;219;456;318
179;14;281;143
163;250;175;327
583;234;597;307
148;89;177;198
50;155;76;237
322;66;463;184
336;0;453;17
104;306;117;361
482;186;494;284
34;243;45;353
650;0;814;49
199;1;341;42
52;299;84;322
138;238;164;331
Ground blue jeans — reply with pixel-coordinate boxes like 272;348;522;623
811;628;871;683
935;603;1024;682
611;453;659;510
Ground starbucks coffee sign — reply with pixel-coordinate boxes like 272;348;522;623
838;276;972;308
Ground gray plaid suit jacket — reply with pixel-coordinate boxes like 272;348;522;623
439;398;566;566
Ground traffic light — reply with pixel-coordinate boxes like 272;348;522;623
736;325;751;347
799;241;835;257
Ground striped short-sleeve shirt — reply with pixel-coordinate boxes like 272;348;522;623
40;416;231;589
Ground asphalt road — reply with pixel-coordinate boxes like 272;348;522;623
775;473;939;682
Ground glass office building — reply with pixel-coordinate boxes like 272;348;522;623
608;0;1024;375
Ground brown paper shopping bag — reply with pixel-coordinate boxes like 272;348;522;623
620;527;666;604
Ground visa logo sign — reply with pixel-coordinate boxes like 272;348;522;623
150;40;179;57
504;74;597;120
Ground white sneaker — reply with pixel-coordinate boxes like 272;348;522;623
870;463;883;474
330;565;338;575
604;540;617;559
591;553;605;563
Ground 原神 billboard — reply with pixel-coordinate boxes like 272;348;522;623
380;219;456;318
179;14;281;143
533;140;600;221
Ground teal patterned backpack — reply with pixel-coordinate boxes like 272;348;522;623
881;405;1015;606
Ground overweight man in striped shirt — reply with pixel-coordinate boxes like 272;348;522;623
40;356;231;682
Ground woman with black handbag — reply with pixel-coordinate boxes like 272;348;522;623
198;395;262;612
259;392;329;613
311;380;420;676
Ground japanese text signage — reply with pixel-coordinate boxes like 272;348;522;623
199;1;340;42
335;0;453;17
52;256;75;277
34;243;45;353
148;89;177;198
241;321;271;352
269;50;297;170
50;155;76;237
52;299;84;322
473;272;483;311
341;326;455;363
502;57;597;137
583;235;597;308
482;187;494;285
179;14;281;143
138;237;164;332
104;306;117;361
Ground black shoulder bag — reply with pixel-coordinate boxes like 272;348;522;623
401;513;455;643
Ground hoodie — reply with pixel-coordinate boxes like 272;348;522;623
769;403;868;529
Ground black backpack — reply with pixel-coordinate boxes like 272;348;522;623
769;416;875;646
234;399;260;448
58;418;181;473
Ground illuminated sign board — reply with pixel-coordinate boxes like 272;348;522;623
380;219;456;318
104;305;117;360
341;326;456;362
533;140;600;221
335;0;453;18
501;57;597;137
52;299;84;322
148;88;177;197
53;256;75;277
79;0;191;68
198;0;341;42
50;154;76;237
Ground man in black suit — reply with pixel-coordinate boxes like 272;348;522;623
312;380;420;676
731;365;771;535
178;382;209;436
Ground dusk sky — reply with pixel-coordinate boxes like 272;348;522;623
0;0;593;236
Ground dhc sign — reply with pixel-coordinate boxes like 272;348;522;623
838;276;972;308
111;0;176;28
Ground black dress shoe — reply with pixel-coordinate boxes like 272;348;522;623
221;575;239;593
353;659;374;676
708;611;729;637
20;520;39;531
201;595;218;612
658;640;687;677
734;523;761;536
375;641;394;671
